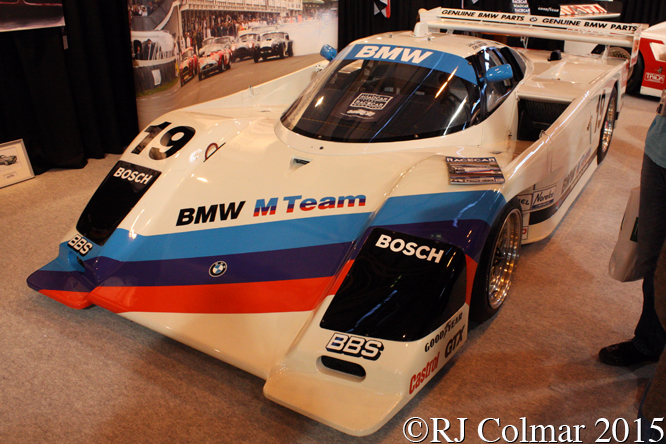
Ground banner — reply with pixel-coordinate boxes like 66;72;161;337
129;0;338;128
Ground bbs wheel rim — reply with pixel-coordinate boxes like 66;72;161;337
488;208;522;309
600;94;617;156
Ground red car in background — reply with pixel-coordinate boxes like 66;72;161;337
631;22;666;97
179;47;198;86
198;43;231;80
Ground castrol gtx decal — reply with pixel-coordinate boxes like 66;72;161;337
347;44;477;84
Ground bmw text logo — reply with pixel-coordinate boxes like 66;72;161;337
209;261;228;277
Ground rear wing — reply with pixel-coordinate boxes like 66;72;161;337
417;8;646;65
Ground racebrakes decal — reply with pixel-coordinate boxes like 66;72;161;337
325;333;384;361
253;195;366;217
67;234;93;257
446;157;505;184
176;202;245;226
410;352;440;394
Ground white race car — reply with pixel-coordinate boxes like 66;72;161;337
28;9;642;436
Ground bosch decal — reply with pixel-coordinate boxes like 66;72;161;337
409;352;440;394
425;312;463;352
176;202;245;226
67;234;93;256
325;333;384;360
253;195;366;217
375;233;445;263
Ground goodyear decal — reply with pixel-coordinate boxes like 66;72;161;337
347;44;478;84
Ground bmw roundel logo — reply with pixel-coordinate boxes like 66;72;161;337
530;17;537;22
209;261;228;277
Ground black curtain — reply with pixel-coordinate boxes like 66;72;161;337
0;0;138;174
622;1;666;26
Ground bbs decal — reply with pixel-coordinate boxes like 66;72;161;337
68;234;93;257
326;333;384;360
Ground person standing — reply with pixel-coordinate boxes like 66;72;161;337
600;93;666;366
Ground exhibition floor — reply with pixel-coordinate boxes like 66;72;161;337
0;93;660;443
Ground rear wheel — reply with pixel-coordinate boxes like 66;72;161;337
470;199;522;322
597;88;617;164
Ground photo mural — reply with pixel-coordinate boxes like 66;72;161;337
128;0;338;128
0;0;65;33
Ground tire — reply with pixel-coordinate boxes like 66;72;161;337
254;54;259;63
198;72;202;81
597;88;617;164
287;44;293;57
279;44;285;59
592;45;642;95
627;52;644;95
470;199;522;323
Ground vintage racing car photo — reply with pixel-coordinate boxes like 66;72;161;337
27;8;643;436
234;30;260;62
0;154;18;166
178;47;197;86
254;30;293;62
198;42;231;80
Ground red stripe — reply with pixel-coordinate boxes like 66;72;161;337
40;289;93;309
87;277;336;314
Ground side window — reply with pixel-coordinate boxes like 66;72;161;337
479;48;516;113
500;46;526;83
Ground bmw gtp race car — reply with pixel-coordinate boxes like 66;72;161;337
28;8;643;436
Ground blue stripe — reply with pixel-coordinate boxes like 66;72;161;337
347;44;478;84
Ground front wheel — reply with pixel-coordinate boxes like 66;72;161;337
597;88;617;164
470;199;522;322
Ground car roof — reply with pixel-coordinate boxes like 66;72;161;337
349;31;503;60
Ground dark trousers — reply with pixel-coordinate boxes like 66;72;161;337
634;154;666;356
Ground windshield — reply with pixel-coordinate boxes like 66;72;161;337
281;45;481;143
262;32;284;41
203;44;223;56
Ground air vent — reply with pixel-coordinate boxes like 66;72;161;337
320;356;366;379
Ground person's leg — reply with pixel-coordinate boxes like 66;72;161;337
634;154;666;356
601;154;666;365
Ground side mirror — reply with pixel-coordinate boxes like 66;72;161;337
320;44;337;61
486;64;513;83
